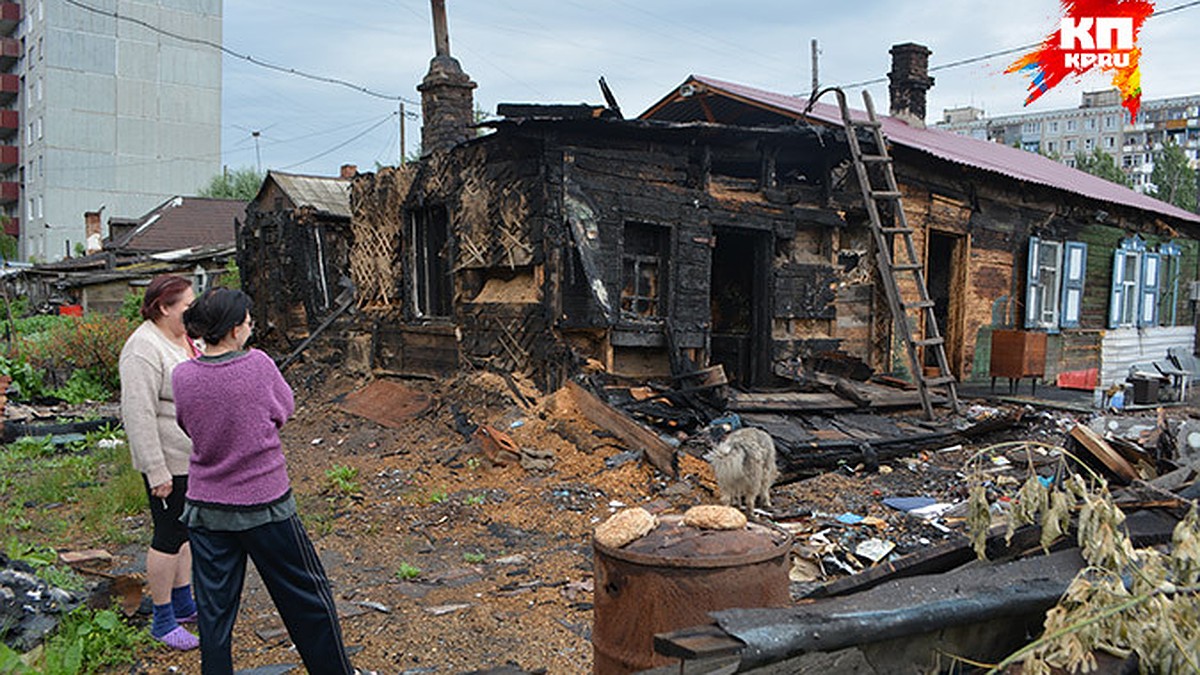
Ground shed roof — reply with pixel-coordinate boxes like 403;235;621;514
108;196;246;253
643;75;1200;225
257;170;351;219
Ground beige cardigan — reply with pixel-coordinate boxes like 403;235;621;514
119;320;195;488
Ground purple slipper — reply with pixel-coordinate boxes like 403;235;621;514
154;625;199;651
177;611;198;624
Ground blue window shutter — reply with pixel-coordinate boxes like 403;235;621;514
1109;248;1125;329
1139;251;1161;327
1059;241;1087;328
1025;237;1041;328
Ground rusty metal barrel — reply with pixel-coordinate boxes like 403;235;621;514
592;514;792;674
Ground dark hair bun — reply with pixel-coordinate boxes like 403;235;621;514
183;288;253;345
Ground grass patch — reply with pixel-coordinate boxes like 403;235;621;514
395;562;422;580
325;464;360;496
0;429;147;549
462;552;486;564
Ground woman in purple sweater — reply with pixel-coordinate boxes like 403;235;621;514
172;289;366;675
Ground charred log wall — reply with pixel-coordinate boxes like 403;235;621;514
238;207;352;352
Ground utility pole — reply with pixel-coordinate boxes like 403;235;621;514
399;102;406;166
810;39;819;100
252;130;262;174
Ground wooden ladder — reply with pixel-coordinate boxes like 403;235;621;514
833;89;959;419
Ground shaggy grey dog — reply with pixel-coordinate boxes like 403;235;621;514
704;426;778;517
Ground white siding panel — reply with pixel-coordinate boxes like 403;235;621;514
1100;326;1196;387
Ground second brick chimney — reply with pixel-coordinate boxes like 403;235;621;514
888;43;934;128
83;210;103;255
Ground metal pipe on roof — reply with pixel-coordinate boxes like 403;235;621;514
431;0;450;57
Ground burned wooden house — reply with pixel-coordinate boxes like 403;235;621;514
348;112;861;391
244;23;1200;410
641;45;1200;394
240;168;355;350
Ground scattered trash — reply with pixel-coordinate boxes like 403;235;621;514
882;496;936;512
604;450;642;469
909;503;955;520
836;512;864;525
855;538;896;563
353;600;391;614
423;603;471;616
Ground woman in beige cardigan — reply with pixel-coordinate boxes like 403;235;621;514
118;275;200;651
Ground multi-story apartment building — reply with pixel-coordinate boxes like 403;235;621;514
1;0;221;262
938;89;1200;197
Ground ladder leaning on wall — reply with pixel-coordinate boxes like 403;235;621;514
831;88;960;419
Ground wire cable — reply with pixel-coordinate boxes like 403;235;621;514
63;0;422;112
279;113;398;170
836;0;1200;89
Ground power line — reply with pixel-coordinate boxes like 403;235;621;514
63;0;422;113
836;0;1200;90
278;111;396;169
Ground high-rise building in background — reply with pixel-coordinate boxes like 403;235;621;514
1;0;221;261
938;89;1200;199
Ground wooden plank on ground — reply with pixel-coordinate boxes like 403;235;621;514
726;388;943;413
1069;423;1137;483
565;380;676;476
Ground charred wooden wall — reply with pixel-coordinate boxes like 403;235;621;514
238;207;353;351
552;126;861;385
351;121;866;390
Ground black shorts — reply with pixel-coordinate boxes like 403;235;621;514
143;474;190;554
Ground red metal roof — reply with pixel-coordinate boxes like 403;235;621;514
644;75;1200;225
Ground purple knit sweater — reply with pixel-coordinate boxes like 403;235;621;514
172;349;295;508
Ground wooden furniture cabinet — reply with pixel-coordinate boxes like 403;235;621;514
989;329;1047;395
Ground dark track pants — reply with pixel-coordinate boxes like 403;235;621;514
189;515;353;675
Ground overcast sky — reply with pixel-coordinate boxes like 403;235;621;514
219;0;1199;177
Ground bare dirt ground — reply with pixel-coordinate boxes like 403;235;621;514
107;364;1063;674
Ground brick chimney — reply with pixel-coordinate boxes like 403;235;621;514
418;0;477;157
340;164;357;180
83;209;102;255
888;43;934;128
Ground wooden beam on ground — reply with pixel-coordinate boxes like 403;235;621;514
1069;423;1137;484
565;380;676;476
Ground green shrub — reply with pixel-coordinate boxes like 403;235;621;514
51;370;111;405
40;606;154;674
218;259;241;289
0;353;47;400
119;291;144;323
18;315;134;397
13;313;69;337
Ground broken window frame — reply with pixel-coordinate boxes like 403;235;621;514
619;221;669;323
408;205;453;319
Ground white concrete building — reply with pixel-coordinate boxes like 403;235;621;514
1;0;221;261
938;89;1200;197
